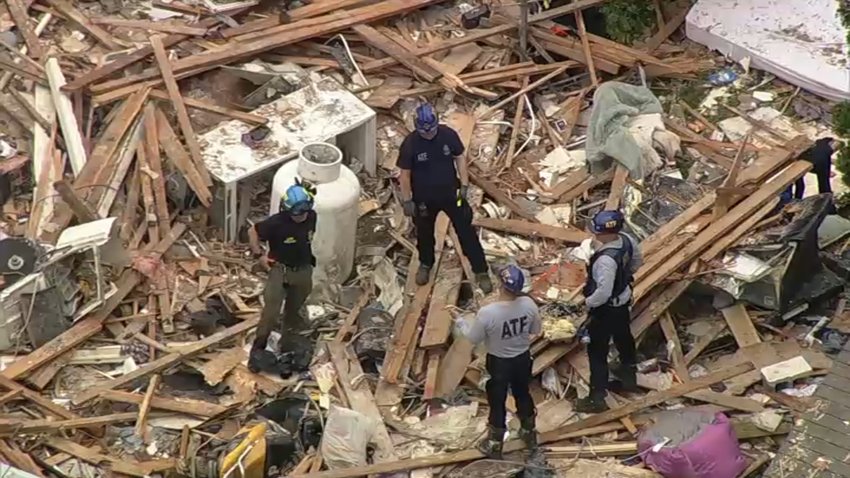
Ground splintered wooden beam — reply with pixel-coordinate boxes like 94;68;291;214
149;89;267;125
605;166;629;210
5;0;44;58
101;390;226;417
44;437;174;477
149;35;212;187
135;374;160;441
155;107;212;206
53;180;98;222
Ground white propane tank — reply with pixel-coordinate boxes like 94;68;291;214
271;142;360;300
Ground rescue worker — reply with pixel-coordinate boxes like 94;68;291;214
247;182;316;372
456;265;540;458
397;103;492;293
575;210;643;413
782;137;838;213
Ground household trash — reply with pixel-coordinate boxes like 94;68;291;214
707;68;738;86
320;406;377;469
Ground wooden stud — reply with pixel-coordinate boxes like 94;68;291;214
135;374;160;442
149;35;212;186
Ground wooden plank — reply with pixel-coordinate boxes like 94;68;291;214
721;303;761;348
155;107;212;206
659;312;688;380
91;17;208;35
505;76;528;167
101;390;227;417
473;217;589;244
44;437;174;477
98;117;143;218
423;352;440;400
5;0;43;58
45;58;87;176
333;285;372;343
795;422;850;463
326;342;396;462
0;440;44;476
0;412;143;435
45;0;121;50
684;322;726;365
53;179;98;222
439;43;482;75
531;29;621;75
149;89;267;125
135;374;160;441
605;166;629;210
72;316;258;405
143;103;170;236
353;24;440;82
551;363;755;436
634;160;811;300
711;134;749;220
574;10;598;85
381;214;449;383
363;76;411;110
137;143;159;242
775;440;850;478
558;168;615;203
470;174;536;221
420;267;461;349
149;35;212;187
0;375;79;422
435;336;474;397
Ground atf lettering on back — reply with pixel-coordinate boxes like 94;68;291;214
501;315;530;340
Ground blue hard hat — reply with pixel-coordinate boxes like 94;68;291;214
281;183;314;215
415;103;439;136
499;265;525;294
590;210;625;234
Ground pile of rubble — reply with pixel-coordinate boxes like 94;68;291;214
0;0;844;477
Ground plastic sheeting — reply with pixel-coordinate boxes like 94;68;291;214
686;0;850;101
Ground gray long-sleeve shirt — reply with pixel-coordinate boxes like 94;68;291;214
459;296;541;358
585;233;642;309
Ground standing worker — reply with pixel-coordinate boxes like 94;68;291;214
456;265;540;458
247;182;316;372
781;137;838;213
575;210;642;413
398;103;492;293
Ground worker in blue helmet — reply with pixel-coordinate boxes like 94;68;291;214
454;264;541;458
397;103;492;293
575;210;643;413
247;181;317;373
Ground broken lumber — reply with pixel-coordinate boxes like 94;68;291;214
5;0;44;58
45;58;86;176
100;390;227;417
353;24;441;82
420;267;462;349
91;17;208;36
45;0;122;50
72;316;259;405
473;217;589;244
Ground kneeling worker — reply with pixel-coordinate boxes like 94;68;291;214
247;182;316;372
576;210;642;413
456;265;540;458
397;103;492;293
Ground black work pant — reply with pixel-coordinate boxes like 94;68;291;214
485;351;535;429
587;303;636;398
414;197;487;274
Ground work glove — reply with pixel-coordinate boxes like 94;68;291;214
459;184;469;202
402;200;416;217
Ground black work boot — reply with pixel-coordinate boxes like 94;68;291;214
518;417;538;450
616;364;638;393
477;426;505;460
575;394;609;414
415;265;431;286
476;272;493;294
247;344;267;373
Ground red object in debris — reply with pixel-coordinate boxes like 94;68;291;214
550;25;569;37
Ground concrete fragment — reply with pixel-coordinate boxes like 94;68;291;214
760;356;812;387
